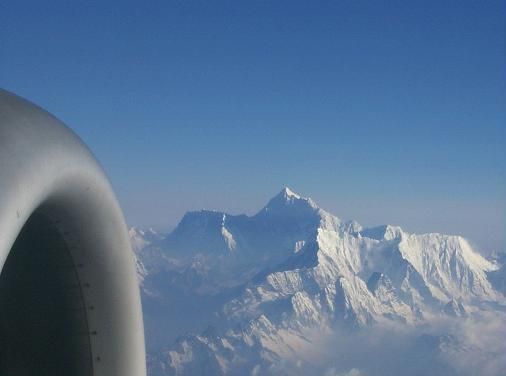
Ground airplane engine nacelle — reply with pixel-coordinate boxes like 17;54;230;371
0;90;146;376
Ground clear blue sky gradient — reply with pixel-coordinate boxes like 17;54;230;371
1;1;505;253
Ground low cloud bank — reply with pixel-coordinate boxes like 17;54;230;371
262;311;506;376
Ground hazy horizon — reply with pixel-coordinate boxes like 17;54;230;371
128;186;505;256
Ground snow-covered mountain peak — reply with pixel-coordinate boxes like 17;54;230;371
360;224;404;241
260;187;318;213
281;186;300;199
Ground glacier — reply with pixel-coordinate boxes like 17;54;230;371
132;188;506;376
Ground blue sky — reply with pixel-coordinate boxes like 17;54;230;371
1;0;505;253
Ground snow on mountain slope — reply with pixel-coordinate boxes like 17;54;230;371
488;252;506;295
132;188;506;376
145;188;337;293
130;227;162;253
130;227;163;282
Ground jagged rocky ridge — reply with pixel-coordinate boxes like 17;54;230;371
133;188;506;376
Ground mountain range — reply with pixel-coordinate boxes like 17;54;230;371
132;188;506;376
